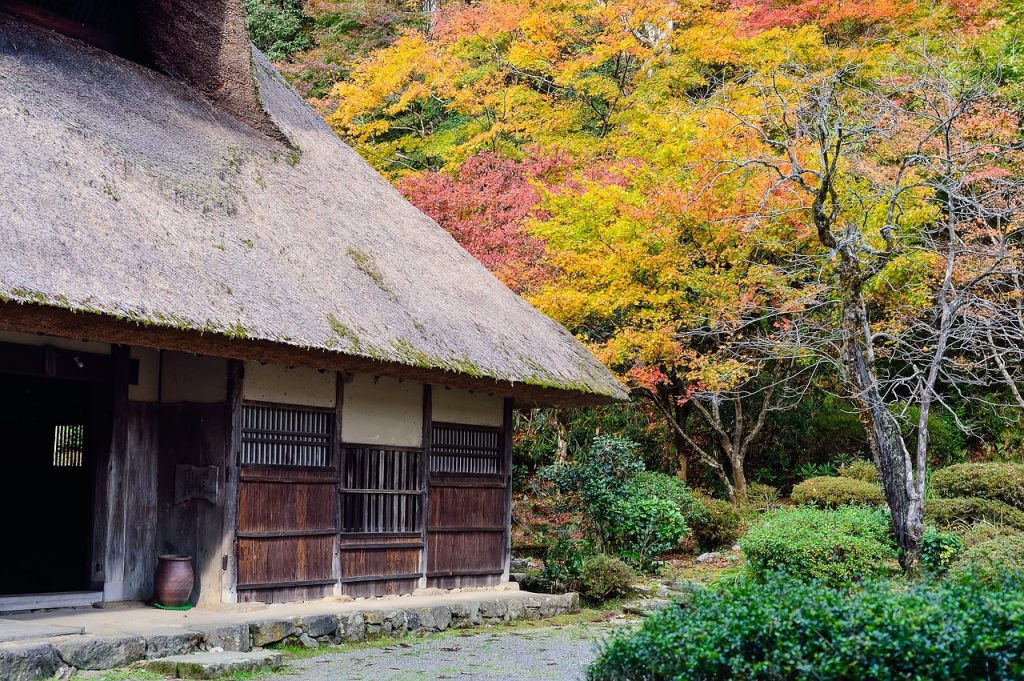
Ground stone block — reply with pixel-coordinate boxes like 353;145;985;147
340;612;366;642
146;650;281;679
196;624;250;652
54;634;146;670
146;632;203;659
300;614;338;639
0;642;63;681
248;619;297;647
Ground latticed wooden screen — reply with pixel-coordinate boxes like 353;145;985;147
240;404;333;468
430;423;502;475
340;446;423;533
52;424;84;467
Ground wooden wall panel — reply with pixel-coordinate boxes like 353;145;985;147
237;536;334;587
122;401;160;600
427;484;504;529
237;478;336;533
427;531;503;575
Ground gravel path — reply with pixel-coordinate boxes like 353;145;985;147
271;624;613;681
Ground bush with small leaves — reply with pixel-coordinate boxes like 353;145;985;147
950;534;1024;583
919;528;964;575
744;482;781;512
960;522;1022;546
578;554;636;602
740;506;897;587
627;471;706;525
691;498;742;550
791;476;884;507
588;574;1024;680
838;460;877;482
924;497;1024;532
932;463;1024;511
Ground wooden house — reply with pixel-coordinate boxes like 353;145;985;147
0;0;626;611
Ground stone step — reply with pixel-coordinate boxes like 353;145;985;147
145;650;282;679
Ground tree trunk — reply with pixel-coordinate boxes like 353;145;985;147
672;400;691;483
841;279;924;567
554;409;570;464
730;458;747;504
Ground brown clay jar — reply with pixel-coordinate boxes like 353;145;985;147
154;555;194;607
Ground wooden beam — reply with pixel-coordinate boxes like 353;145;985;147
220;359;243;604
500;397;514;583
333;372;344;596
101;345;131;601
0;301;620;408
419;384;432;590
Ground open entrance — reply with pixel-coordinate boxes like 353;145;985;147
0;373;111;600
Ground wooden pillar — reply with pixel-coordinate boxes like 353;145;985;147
419;384;432;589
500;397;514;583
332;373;345;595
101;344;131;601
220;360;243;604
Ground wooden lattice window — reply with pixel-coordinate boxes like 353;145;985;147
241;403;333;468
52;424;84;467
340;446;423;533
430;423;502;475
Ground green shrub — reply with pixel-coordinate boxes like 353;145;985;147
244;0;313;60
740;506;897;587
932;463;1024;510
924;497;1024;532
838;460;877;482
588;574;1024;680
744;482;781;511
919;528;964;574
627;471;706;524
541;537;592;592
960;522;1022;546
791;476;884;507
609;495;688;570
950;534;1024;583
578;555;635;602
691;498;742;550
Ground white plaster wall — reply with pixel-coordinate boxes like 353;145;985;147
341;374;423;447
432;387;504;427
160;351;228;403
128;346;160;402
243;361;337;407
0;329;111;354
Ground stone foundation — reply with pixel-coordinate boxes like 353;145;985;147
0;592;580;680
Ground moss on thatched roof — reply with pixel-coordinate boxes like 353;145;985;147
0;18;627;405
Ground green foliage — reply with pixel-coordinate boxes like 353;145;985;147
538;437;689;569
578;555;636;602
838;460;877;482
690;498;742;551
588;574;1024;680
897;404;967;469
932;463;1024;511
950;534;1024;583
740;506;897;587
744;482;781;512
919;529;964;575
627;472;706;524
925;497;1024;532
960;522;1023;546
610;495;688;570
244;0;312;61
541;537;592;592
791;476;885;508
793;461;840;481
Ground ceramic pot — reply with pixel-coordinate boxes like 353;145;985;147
154;555;194;607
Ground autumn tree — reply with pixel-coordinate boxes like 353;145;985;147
706;47;1024;564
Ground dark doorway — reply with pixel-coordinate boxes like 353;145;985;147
0;374;111;595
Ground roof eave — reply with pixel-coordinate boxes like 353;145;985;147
0;301;627;408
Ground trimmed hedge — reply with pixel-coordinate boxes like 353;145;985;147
740;506;897;586
950;534;1024;582
578;555;635;601
691;498;742;550
932;463;1024;510
588;575;1024;680
791;476;884;507
925;497;1024;532
838;460;877;482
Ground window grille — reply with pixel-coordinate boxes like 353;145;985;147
430;423;502;475
340;446;423;533
241;404;333;467
52;424;84;467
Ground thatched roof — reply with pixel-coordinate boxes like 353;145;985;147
0;16;627;406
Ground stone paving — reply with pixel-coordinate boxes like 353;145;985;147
0;588;581;680
235;623;611;681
